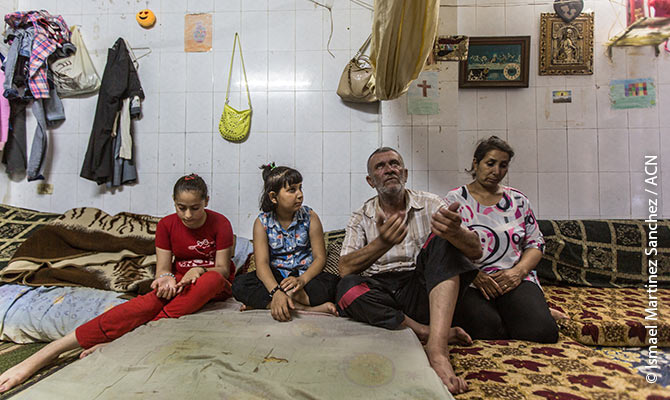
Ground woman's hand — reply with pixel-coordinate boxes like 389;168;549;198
151;276;178;299
176;267;206;292
270;290;294;322
472;271;503;300
280;276;306;295
490;267;524;295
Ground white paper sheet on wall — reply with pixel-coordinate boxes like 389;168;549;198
407;70;439;115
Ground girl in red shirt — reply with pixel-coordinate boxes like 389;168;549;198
0;174;234;393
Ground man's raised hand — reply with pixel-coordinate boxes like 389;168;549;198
431;202;462;239
376;210;408;247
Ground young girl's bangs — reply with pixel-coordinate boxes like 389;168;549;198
281;169;303;188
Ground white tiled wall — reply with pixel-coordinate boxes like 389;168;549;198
441;0;669;219
1;0;380;237
0;0;668;239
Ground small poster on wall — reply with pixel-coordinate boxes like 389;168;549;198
185;13;212;52
408;70;439;115
552;90;572;103
609;78;656;109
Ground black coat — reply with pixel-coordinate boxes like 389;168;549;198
80;38;144;184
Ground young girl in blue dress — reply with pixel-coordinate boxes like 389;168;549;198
232;164;338;321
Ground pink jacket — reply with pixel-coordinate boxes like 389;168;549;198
0;68;9;150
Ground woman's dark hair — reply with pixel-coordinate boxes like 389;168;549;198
259;163;303;212
467;136;515;178
173;173;208;200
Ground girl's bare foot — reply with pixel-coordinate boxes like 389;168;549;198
425;346;468;394
0;361;39;393
80;343;107;359
309;302;338;316
448;327;472;346
0;331;81;393
550;308;569;321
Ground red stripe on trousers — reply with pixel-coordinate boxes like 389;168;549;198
337;282;370;310
423;233;436;249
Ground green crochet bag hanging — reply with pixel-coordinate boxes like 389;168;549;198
219;32;252;142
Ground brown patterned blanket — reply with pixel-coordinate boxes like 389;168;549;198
0;207;159;294
0;204;60;271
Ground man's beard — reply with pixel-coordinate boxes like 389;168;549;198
376;178;404;197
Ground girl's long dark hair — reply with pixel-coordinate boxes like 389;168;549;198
259;163;302;212
173;173;208;199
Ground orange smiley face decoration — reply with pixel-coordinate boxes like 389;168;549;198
136;9;156;28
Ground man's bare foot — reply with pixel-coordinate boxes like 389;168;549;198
80;343;107;359
448;327;472;346
550;308;569;321
425;346;468;394
401;315;430;344
415;325;430;344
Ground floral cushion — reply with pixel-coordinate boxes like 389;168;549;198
545;286;670;346
451;335;670;399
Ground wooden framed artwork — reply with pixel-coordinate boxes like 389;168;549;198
539;12;594;75
458;36;530;88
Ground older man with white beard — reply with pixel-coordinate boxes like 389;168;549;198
336;147;482;394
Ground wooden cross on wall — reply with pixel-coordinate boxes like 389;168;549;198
417;80;432;97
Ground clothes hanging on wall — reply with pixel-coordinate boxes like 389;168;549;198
80;38;144;186
4;10;70;99
1;86;65;181
1;10;70;181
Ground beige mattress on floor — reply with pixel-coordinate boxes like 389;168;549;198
13;299;453;400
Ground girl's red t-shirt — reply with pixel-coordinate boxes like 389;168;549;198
155;209;234;276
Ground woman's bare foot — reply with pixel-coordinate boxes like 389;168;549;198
550;308;569;321
80;343;107;359
425;346;468;394
448;327;472;346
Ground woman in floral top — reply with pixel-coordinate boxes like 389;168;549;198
446;136;561;343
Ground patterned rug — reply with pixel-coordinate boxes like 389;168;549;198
450;335;670;399
545;286;670;346
592;346;670;388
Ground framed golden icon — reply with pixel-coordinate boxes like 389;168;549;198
539;12;594;75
